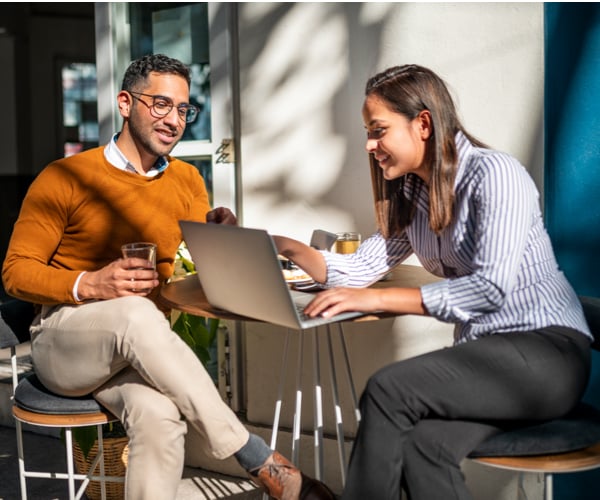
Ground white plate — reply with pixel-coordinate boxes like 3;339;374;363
285;276;314;284
292;281;322;292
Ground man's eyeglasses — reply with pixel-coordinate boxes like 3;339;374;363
129;91;199;124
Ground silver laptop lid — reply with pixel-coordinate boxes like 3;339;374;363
179;221;305;329
179;221;365;330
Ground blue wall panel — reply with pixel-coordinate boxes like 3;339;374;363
545;4;600;499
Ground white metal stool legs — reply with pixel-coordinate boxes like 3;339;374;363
516;472;552;500
15;421;120;500
544;474;552;500
15;418;27;500
64;428;76;499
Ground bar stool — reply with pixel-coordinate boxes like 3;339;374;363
1;298;125;500
469;296;600;500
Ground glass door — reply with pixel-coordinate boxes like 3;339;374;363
94;2;238;210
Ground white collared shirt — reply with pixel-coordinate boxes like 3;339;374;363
104;133;169;177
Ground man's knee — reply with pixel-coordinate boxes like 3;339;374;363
113;296;165;324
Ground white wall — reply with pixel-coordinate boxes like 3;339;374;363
237;2;544;240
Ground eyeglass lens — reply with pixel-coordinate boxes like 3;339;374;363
131;92;198;123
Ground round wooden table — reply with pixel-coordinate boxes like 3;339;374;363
158;264;440;320
158;264;441;484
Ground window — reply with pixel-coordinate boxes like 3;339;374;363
61;62;98;157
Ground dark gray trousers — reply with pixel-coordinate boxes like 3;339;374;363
341;327;591;500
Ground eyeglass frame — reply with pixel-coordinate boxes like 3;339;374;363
128;91;199;124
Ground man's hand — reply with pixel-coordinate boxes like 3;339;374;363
206;207;237;225
77;258;159;301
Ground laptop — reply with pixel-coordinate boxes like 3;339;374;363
179;221;366;330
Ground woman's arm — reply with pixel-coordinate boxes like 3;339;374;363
272;235;328;283
273;234;427;318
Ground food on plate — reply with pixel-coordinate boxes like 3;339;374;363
282;268;311;282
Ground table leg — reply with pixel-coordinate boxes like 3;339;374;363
291;330;305;465
264;330;293;500
338;323;361;425
313;327;324;480
326;324;347;486
269;329;292;450
267;324;361;489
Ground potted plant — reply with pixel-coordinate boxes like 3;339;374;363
71;421;128;500
171;310;220;383
170;242;221;383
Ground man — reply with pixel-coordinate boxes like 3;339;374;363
2;54;334;500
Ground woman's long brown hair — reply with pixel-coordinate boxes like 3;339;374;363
365;65;486;237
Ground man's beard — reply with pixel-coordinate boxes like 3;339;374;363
128;113;181;158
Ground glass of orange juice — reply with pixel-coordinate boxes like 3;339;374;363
334;232;361;254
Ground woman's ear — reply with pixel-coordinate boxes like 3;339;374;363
417;110;433;140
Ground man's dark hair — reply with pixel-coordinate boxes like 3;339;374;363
121;54;191;91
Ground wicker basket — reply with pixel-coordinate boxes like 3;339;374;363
73;436;129;500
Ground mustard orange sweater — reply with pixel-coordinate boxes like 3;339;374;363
2;146;211;305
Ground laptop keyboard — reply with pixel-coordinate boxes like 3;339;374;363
294;302;347;327
295;303;312;321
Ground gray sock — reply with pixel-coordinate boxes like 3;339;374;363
234;433;273;474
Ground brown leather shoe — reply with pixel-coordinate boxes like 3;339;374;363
250;451;336;500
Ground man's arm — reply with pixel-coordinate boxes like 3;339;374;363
2;167;80;305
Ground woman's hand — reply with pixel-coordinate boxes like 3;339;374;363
304;287;384;319
304;286;427;319
77;259;159;301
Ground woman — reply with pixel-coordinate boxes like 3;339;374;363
273;65;592;499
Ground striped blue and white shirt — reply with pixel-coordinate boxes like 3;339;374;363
322;132;592;344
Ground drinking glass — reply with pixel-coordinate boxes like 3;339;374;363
121;242;157;292
334;232;361;254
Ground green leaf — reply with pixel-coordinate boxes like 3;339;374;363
193;345;211;365
177;255;196;273
172;313;196;346
188;320;211;349
170;312;219;381
171;312;190;337
72;426;98;459
207;317;219;343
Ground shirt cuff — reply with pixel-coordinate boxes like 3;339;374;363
321;251;352;287
73;271;87;302
420;280;450;318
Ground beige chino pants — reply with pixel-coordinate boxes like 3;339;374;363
30;296;249;500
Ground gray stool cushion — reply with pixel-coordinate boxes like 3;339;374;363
14;374;104;415
469;402;600;458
